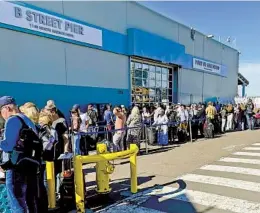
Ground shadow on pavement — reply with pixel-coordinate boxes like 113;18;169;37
84;175;155;211
97;179;210;213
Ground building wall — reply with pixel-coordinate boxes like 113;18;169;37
0;26;129;115
0;1;239;112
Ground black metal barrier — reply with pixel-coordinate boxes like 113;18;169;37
70;118;206;155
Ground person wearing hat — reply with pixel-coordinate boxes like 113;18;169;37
0;96;47;212
44;100;70;200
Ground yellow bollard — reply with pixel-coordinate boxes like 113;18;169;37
130;144;138;194
74;156;85;213
96;143;112;194
46;161;56;209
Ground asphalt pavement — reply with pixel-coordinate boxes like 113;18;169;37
76;129;260;213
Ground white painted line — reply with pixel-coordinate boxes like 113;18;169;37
252;143;260;146
200;165;260;176
219;157;260;165
223;144;245;151
243;147;260;151
147;186;260;213
233;152;260;157
99;203;165;213
180;173;260;192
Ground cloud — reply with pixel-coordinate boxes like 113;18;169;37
239;62;260;96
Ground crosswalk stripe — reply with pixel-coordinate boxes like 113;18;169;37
180;173;260;192
200;164;260;176
252;143;260;146
148;186;260;213
99;203;165;213
233;152;260;157
219;157;260;165
243;147;260;151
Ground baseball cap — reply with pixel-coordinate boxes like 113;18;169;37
0;96;16;109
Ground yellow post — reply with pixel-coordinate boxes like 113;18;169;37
74;156;85;213
130;144;138;193
96;143;112;194
46;161;56;209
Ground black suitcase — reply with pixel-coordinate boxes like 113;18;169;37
59;156;75;212
146;127;157;145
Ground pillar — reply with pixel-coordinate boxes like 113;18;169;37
242;84;246;97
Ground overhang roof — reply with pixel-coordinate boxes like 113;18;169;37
238;72;249;86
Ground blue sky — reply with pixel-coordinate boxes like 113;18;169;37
140;1;259;96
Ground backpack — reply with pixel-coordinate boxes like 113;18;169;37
10;116;43;175
38;125;59;161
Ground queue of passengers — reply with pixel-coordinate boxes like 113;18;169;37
0;96;258;213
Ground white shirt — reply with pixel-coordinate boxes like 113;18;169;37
80;113;90;132
142;112;151;124
153;115;168;134
154;107;162;122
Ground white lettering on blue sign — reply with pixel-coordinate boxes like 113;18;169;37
0;1;102;46
193;58;221;75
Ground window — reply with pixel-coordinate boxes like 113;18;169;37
131;60;174;104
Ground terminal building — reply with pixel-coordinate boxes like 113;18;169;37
0;1;243;115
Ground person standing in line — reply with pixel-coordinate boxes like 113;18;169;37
245;99;255;130
126;106;142;150
112;106;126;152
104;104;114;141
44;101;70;201
177;105;189;135
153;103;162;123
205;102;217;124
142;106;151;125
226;104;234;131
220;105;227;133
0;96;48;213
87;104;98;127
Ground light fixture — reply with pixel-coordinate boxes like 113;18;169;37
206;35;214;38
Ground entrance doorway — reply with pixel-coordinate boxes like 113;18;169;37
130;58;178;105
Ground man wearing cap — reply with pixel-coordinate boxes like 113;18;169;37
0;96;47;212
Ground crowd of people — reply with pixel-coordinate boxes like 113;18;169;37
0;95;259;213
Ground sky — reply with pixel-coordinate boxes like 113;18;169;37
140;1;259;96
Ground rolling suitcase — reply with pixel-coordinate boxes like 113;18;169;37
58;154;75;212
